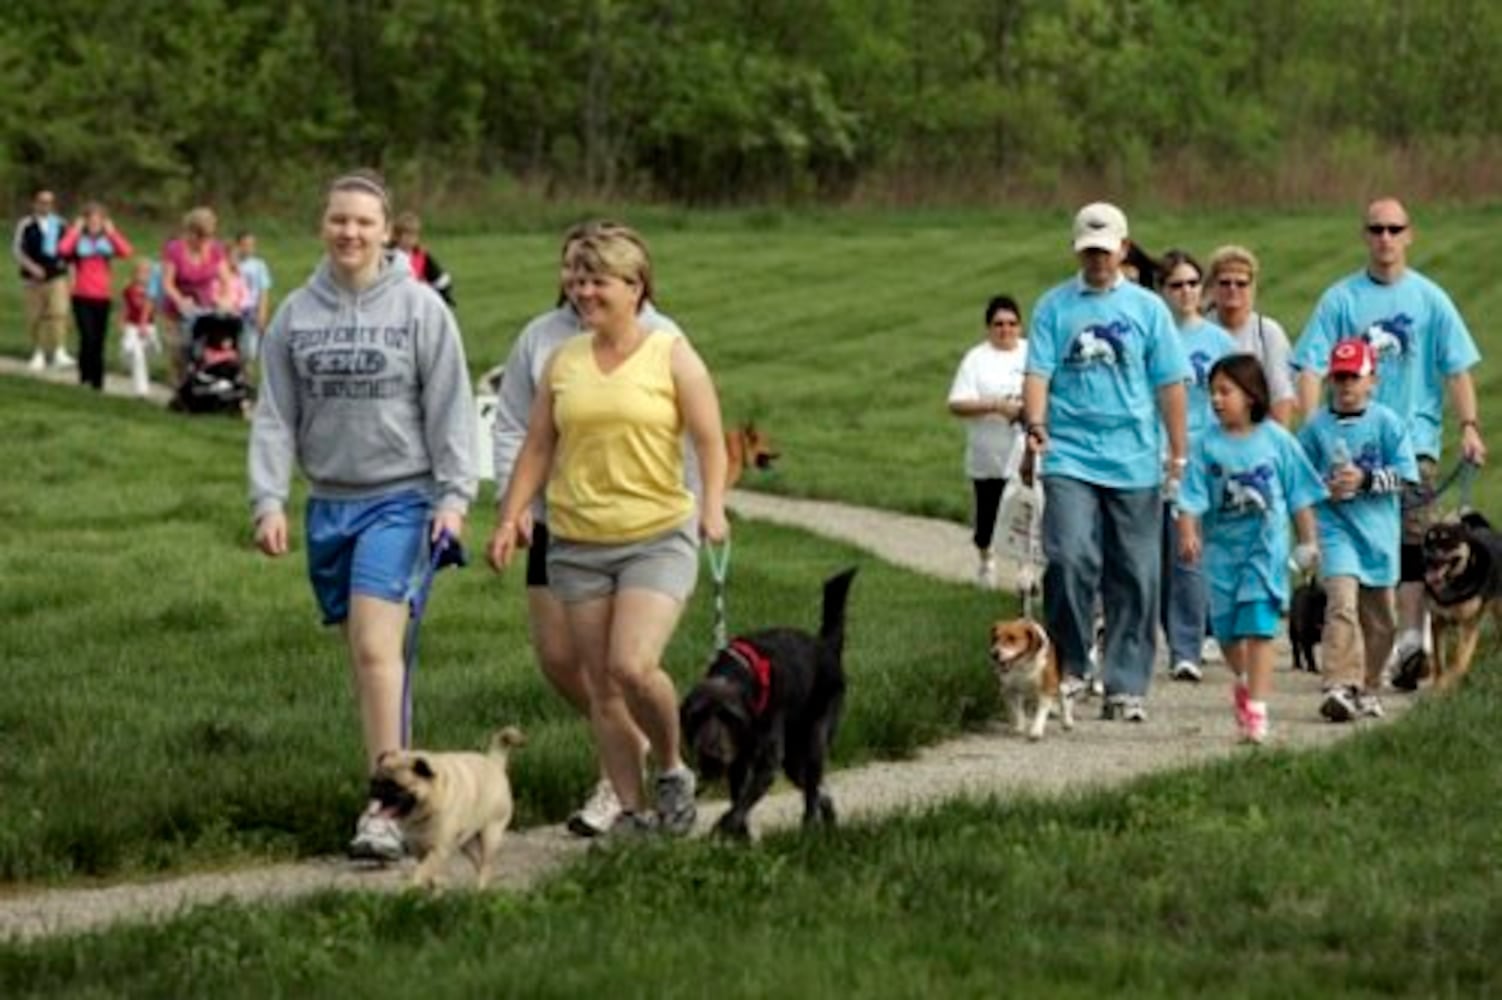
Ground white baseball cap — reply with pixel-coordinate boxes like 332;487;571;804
1071;202;1129;253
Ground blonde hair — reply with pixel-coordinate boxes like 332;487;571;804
182;206;217;239
1207;244;1260;283
571;224;655;306
392;211;422;239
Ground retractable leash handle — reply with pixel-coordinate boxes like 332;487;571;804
705;539;732;651
401;529;468;748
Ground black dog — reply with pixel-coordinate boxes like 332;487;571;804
679;566;857;840
1288;577;1327;674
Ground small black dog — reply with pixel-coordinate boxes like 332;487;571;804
1288;576;1327;674
679;566;857;840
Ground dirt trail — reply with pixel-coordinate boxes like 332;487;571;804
0;365;1411;943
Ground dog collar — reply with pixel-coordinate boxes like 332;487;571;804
725;639;772;717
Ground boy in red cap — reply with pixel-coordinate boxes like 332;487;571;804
1297;339;1419;722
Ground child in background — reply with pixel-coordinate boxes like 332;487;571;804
1177;355;1326;743
390;212;455;307
1297;340;1418;722
234;231;273;371
120;258;159;398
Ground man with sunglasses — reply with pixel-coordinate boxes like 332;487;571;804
1291;197;1485;688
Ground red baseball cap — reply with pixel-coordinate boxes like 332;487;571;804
1328;339;1375;377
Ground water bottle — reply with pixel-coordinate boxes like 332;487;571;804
1330;436;1351;471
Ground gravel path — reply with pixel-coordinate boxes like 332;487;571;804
0;364;1413;943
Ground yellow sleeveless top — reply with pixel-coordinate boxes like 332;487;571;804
545;330;694;543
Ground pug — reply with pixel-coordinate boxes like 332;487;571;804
369;727;525;889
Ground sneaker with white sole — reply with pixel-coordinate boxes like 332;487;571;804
1169;659;1203;683
1058;674;1089;703
976;553;997;589
51;348;76;369
1241;701;1269;744
655;766;697;837
1319;685;1360;723
1356;691;1386;720
599;810;660;844
1101;693;1147;722
567;779;623;838
348;809;405;862
27;350;46;372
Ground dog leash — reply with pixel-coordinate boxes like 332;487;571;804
1404;458;1481;513
401;528;467;749
705;539;732;651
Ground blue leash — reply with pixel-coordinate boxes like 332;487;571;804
401;529;467;748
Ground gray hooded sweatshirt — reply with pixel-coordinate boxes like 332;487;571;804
248;251;477;520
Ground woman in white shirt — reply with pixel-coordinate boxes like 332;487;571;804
947;295;1028;587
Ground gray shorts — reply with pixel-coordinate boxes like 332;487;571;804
547;521;699;603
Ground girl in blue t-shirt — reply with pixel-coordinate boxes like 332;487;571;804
1177;355;1327;743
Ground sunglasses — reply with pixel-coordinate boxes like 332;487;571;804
1216;278;1251;289
1165;278;1200;290
1365;223;1407;236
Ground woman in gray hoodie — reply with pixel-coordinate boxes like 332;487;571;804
248;171;477;862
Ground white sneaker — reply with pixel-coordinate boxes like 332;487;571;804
348;809;405;861
976;554;998;589
1170;659;1203;683
27;350;45;371
567;779;623;838
51;348;76;369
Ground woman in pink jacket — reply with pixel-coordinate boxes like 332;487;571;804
60;202;133;391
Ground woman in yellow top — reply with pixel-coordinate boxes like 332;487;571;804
488;225;728;838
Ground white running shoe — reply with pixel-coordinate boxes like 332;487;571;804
51;347;76;369
976;553;998;589
27;350;46;372
567;779;623;838
1170;659;1203;683
348;809;405;862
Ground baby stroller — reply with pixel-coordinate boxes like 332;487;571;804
171;310;251;415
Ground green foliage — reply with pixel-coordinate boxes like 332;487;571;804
8;0;1502;207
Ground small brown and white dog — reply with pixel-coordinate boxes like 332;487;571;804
988;619;1073;741
368;727;525;889
725;422;779;488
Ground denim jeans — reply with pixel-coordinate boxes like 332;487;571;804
1042;475;1161;697
1160;506;1208;666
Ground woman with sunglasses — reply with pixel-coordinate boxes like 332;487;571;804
1205;245;1296;425
1158;251;1237;682
947;294;1028;587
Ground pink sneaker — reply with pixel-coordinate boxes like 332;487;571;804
1241;701;1269;744
1232;680;1252;731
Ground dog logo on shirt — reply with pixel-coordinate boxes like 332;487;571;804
1362;314;1413;363
1066;321;1130;368
1189;349;1214;387
1219;463;1275;515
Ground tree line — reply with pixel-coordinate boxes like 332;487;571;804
4;0;1500;214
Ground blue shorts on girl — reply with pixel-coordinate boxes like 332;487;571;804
306;489;430;624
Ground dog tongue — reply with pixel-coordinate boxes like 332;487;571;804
375;803;403;819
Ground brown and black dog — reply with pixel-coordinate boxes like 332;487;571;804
988;618;1074;741
725;422;779;488
1422;512;1502;691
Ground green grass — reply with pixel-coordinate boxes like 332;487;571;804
3;662;1500;997
0;379;1001;882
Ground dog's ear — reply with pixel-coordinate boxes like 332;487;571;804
1027;620;1048;652
1462;511;1492;532
413;757;435;780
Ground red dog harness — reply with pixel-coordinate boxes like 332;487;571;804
725;639;772;717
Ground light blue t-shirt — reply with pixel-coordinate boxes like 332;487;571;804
1176;317;1238;445
1291;269;1479;458
1179;421;1327;612
1027;274;1190;489
1297;404;1419;587
239;256;273;309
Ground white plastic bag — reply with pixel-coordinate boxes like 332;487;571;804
996;474;1045;572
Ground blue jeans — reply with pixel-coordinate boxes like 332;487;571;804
1160;507;1208;666
1042;475;1161;697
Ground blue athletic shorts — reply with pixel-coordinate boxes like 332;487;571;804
1210;599;1281;644
306;489;430;625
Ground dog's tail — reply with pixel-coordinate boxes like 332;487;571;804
487;726;527;755
819;567;859;653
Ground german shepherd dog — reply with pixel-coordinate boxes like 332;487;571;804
725;421;779;488
1422;512;1502;691
679;567;857;840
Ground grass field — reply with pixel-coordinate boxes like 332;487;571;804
2;664;1499;997
4;206;1502;992
5;204;1500;522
